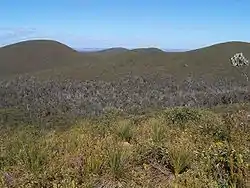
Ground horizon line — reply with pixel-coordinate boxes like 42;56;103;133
1;38;249;52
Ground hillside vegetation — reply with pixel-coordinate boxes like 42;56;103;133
1;40;250;81
0;74;250;187
0;106;249;187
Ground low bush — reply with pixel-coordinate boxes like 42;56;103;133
1;75;250;127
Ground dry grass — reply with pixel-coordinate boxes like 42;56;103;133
0;107;249;187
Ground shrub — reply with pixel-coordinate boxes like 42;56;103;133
204;141;248;187
164;107;202;126
1;75;250;128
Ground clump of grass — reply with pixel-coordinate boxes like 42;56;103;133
18;142;48;173
107;146;127;179
85;154;104;175
150;118;165;144
116;119;133;143
168;146;193;177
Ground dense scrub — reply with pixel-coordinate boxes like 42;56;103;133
0;75;250;187
0;107;249;187
0;75;250;127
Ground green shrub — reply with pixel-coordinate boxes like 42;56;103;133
204;141;248;187
164;107;202;126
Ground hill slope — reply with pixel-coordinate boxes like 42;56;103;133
0;40;250;81
0;40;84;78
73;41;250;81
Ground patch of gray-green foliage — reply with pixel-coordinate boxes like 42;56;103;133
230;52;249;81
0;73;249;126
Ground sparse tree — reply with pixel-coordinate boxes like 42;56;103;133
230;52;249;81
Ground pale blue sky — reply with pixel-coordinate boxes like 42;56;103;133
1;0;250;49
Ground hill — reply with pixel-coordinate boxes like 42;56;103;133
131;47;165;53
0;40;250;81
75;41;250;81
0;40;84;78
98;47;129;53
89;41;250;81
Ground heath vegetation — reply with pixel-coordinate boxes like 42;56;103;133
0;73;250;187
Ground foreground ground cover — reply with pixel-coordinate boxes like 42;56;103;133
1;106;249;187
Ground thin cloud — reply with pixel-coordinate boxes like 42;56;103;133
0;28;103;48
0;27;37;46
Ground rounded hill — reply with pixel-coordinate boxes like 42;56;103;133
0;40;81;77
1;39;77;52
188;41;250;54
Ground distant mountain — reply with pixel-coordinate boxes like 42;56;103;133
76;47;188;52
97;48;130;54
131;47;164;53
163;49;189;52
75;48;106;52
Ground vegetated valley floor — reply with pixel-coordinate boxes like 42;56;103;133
0;40;250;187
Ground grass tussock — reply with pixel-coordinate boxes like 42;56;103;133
116;119;134;143
0;107;249;187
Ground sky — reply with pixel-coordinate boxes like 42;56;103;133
1;0;250;49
